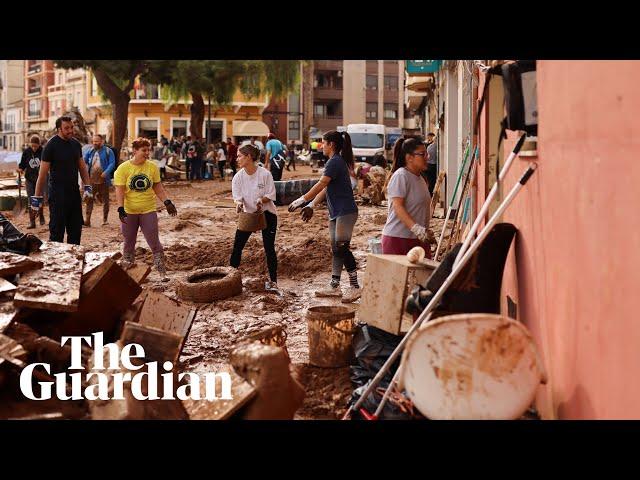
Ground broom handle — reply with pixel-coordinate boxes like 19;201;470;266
344;163;537;419
434;141;470;259
453;134;527;267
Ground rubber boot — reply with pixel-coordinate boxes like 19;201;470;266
153;252;169;282
27;208;36;229
38;208;45;226
121;251;136;270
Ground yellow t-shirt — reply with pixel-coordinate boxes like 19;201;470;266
113;160;161;214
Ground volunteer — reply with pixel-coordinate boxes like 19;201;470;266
288;130;361;303
381;137;432;256
83;134;116;226
114;137;178;281
18;135;46;229
229;144;279;292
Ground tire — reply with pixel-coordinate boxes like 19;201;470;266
176;266;242;303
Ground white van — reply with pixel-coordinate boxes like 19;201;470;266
346;124;386;165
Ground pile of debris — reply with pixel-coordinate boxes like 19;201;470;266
0;220;305;419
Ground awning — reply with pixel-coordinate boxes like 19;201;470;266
232;120;270;138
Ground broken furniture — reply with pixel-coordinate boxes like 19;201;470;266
398;313;547;419
359;254;439;335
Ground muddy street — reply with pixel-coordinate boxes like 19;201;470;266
7;165;447;419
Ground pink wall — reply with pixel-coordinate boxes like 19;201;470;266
478;61;640;419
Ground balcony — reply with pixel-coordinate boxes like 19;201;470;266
28;86;42;96
313;116;343;132
48;84;65;94
27;111;42;119
314;87;342;101
314;60;342;71
27;63;42;75
406;75;434;92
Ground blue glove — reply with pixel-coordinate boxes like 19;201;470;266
30;196;43;210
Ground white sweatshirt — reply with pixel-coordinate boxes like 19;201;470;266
231;166;277;215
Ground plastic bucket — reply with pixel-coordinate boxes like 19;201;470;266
307;305;356;368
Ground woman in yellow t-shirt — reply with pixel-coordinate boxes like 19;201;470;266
114;137;178;281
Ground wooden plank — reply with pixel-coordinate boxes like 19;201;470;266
13;242;85;313
120;321;183;364
0;278;16;294
83;251;121;276
181;365;257;420
125;264;151;285
139;290;196;343
0;252;43;277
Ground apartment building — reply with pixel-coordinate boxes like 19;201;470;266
24;60;55;138
48;67;87;128
0;60;24;150
309;60;405;136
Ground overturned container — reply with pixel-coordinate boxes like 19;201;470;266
306;305;356;368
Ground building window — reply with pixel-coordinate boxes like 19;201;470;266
137;119;159;141
314;104;326;117
366;102;377;119
172;119;188;138
91;76;98;97
384;103;398;119
366;75;377;90
28;99;42;118
57;71;63;85
384;76;398;90
136;83;160;100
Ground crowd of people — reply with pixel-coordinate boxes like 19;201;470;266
20;115;438;302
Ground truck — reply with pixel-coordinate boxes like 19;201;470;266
346;124;386;165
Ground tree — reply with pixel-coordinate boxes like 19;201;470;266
160;61;302;141
54;60;172;154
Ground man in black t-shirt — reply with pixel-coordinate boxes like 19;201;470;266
32;116;93;245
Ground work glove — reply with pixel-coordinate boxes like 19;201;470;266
118;206;127;223
164;199;177;216
236;202;244;213
83;185;93;201
288;196;307;212
410;223;430;243
301;206;314;222
30;196;44;211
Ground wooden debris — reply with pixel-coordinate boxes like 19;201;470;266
0;252;43;277
0;278;15;294
120;321;183;364
125;264;151;285
14;242;85;313
0;301;20;334
83;251;121;276
182;365;256;420
138;291;196;350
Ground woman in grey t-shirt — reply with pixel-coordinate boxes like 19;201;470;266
381;137;432;257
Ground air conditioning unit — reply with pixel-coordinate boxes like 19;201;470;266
337;70;343;78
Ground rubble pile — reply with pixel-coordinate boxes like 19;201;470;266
0;223;303;419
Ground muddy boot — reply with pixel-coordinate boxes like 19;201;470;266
26;209;36;229
153;252;170;282
121;252;136;270
38;208;45;226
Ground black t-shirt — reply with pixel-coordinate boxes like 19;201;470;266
41;135;82;191
19;146;43;183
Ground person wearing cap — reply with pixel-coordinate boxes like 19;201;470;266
18;135;46;229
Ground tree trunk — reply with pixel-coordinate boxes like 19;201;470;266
190;92;205;141
111;95;130;158
301;61;314;145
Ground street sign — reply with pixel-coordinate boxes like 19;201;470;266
406;60;442;74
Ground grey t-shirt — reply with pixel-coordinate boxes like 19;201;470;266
382;167;431;239
427;141;437;165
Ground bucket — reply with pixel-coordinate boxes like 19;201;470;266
307;305;356;368
237;211;267;232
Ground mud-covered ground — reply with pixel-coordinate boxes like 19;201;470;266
6;165;448;419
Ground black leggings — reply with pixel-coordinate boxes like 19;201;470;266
230;211;277;282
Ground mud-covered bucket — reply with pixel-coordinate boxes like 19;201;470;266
307;305;356;368
237;211;267;232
